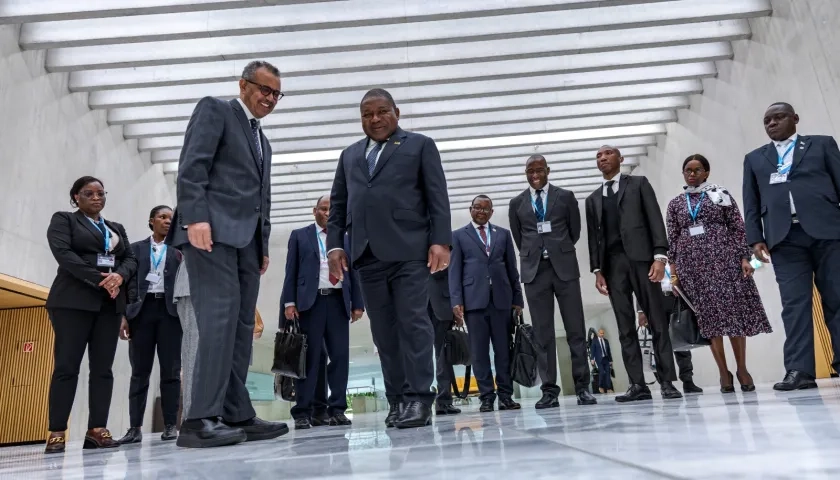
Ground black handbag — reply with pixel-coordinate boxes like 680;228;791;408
510;314;541;388
271;319;308;379
444;326;471;366
669;296;710;351
274;373;296;402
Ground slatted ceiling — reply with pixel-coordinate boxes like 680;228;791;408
8;0;773;226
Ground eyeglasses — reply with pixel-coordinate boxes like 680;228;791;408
470;207;492;214
243;78;284;100
80;190;107;199
683;168;707;176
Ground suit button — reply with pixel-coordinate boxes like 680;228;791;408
367;183;372;188
255;207;261;212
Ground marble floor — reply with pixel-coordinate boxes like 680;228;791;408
3;380;840;479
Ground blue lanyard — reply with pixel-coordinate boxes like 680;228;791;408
777;139;796;174
476;225;491;252
150;243;167;271
684;192;705;223
532;197;545;221
316;230;327;261
87;217;111;252
665;267;671;279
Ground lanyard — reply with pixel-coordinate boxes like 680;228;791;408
150;243;167;271
532;196;545;221
777;139;796;174
87;217;111;252
684;192;705;223
316;230;327;261
476;225;491;253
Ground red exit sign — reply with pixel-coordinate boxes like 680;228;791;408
22;341;34;353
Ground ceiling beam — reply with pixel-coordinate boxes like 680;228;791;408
70;20;748;90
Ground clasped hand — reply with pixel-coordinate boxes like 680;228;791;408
99;272;123;299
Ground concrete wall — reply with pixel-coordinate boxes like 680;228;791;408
0;25;174;440
639;0;840;388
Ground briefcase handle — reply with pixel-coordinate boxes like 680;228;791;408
511;309;523;327
282;318;301;334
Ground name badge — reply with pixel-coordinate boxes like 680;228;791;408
537;221;552;234
97;254;116;268
689;224;705;237
769;172;788;184
145;273;161;283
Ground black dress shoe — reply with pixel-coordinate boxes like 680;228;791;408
479;399;495;412
176;418;246;449
117;427;142;445
161;425;178;441
294;418;311;430
498;397;521;410
310;412;330;427
225;417;289;442
385;402;403;428
535;393;559;409
395;401;432;429
661;381;683;399
774;370;818;391
576;390;597;405
435;404;461;415
615;384;653;403
682;380;704;394
328;413;352;426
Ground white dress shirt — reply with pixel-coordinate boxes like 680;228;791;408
773;133;799;215
598;337;607;357
285;225;341;308
365;137;387;168
236;98;259;123
148;237;166;294
471;221;491;254
602;172;621;196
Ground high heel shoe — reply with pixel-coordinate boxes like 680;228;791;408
736;370;756;392
720;371;735;394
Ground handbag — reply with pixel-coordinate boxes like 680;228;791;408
510;318;541;388
669;295;710;351
444;326;471;366
274;373;296;402
271;319;308;379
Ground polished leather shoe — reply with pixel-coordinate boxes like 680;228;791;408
479;399;495;412
294;418;311;430
385;402;403;428
774;370;818;391
661;381;683;399
310;412;330;427
83;428;120;449
498;397;521;410
435;404;461;415
682;380;704;394
176;418;246;448
161;424;178;441
576;390;597;405
736;370;756;393
535;393;559;409
44;431;66;454
225;417;289;442
328;413;352;426
118;427;142;445
615;384;653;403
395;401;432;429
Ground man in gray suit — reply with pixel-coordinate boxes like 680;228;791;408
508;155;597;408
327;88;451;429
167;60;289;448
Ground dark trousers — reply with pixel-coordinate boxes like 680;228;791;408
181;235;260;423
47;302;120;432
597;359;613;390
464;303;514;402
605;252;676;385
429;304;454;407
127;296;182;427
659;293;694;382
771;223;840;376
291;292;350;419
523;259;590;395
313;346;330;416
355;249;434;405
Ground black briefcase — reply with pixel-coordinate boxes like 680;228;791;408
510;320;541;388
271;319;308;379
444;326;471;366
274;374;296;402
669;295;710;351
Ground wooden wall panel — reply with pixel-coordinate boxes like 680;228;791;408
0;307;54;445
813;284;835;379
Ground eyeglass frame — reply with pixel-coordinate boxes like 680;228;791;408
682;167;707;176
242;78;285;101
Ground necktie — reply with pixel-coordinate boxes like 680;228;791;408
601;339;606;355
534;189;545;222
478;225;489;255
249;119;264;175
367;141;383;176
322;228;339;286
605;180;615;197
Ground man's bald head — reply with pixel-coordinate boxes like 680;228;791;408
524;154;549;190
598;145;621;157
764;102;799;141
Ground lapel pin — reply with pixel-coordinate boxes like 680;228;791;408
393;141;400;145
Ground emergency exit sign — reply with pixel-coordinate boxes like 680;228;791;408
22;341;34;353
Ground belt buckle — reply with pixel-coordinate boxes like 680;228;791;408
319;288;330;296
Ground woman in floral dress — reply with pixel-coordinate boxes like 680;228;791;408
666;154;772;393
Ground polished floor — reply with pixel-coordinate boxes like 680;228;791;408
3;380;840;479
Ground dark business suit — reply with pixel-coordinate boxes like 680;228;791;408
585;175;677;386
508;184;589;396
636;297;694;383
328;126;451;405
167;97;272;423
743;135;840;375
590;337;613;391
45;210;137;431
125;238;183;428
427;269;456;407
449;223;523;402
280;226;363;418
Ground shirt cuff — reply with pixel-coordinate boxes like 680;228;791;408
327;248;344;255
653;255;668;262
284;302;295;308
592;269;601;274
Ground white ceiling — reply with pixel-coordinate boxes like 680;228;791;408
2;0;773;227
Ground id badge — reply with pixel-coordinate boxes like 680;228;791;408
689;224;705;237
97;254;116;268
145;273;161;283
537;221;552;234
769;172;788;184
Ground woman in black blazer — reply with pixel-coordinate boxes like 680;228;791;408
44;176;137;454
